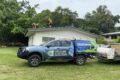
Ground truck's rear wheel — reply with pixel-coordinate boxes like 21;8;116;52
28;54;41;67
75;55;86;65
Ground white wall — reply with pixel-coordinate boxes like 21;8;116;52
28;30;95;46
28;34;34;46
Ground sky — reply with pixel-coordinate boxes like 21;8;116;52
18;0;120;18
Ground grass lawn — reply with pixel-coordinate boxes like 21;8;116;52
0;47;120;80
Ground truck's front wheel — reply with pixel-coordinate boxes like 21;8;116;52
28;54;41;67
75;55;86;65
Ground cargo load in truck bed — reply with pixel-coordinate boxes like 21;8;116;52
111;44;120;56
97;44;120;61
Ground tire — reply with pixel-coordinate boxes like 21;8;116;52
28;54;41;67
75;55;86;66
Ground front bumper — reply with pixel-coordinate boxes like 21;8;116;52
17;48;29;59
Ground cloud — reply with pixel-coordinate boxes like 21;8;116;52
18;0;120;18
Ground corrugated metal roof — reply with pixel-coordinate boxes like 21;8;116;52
103;32;120;35
26;27;98;38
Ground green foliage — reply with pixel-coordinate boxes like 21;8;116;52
96;36;107;44
0;1;119;45
32;10;52;27
51;6;78;27
84;5;120;34
117;37;120;43
0;0;37;44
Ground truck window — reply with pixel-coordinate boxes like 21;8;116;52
45;40;60;47
60;41;71;47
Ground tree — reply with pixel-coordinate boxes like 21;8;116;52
84;5;120;34
32;10;52;27
51;6;78;27
0;0;37;45
0;1;119;46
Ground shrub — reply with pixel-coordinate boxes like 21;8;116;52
96;36;107;44
117;37;120;43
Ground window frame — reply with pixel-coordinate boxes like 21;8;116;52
42;37;55;43
59;40;71;47
45;40;60;47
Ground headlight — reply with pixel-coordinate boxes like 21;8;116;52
22;48;26;52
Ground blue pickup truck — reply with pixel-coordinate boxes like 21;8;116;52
17;40;97;67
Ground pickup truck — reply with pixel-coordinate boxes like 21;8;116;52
17;40;97;67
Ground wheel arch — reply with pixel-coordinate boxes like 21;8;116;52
75;53;87;58
28;52;43;60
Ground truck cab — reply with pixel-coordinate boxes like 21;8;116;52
17;40;97;67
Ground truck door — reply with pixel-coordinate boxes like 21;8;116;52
58;40;74;59
45;40;74;60
45;40;60;58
